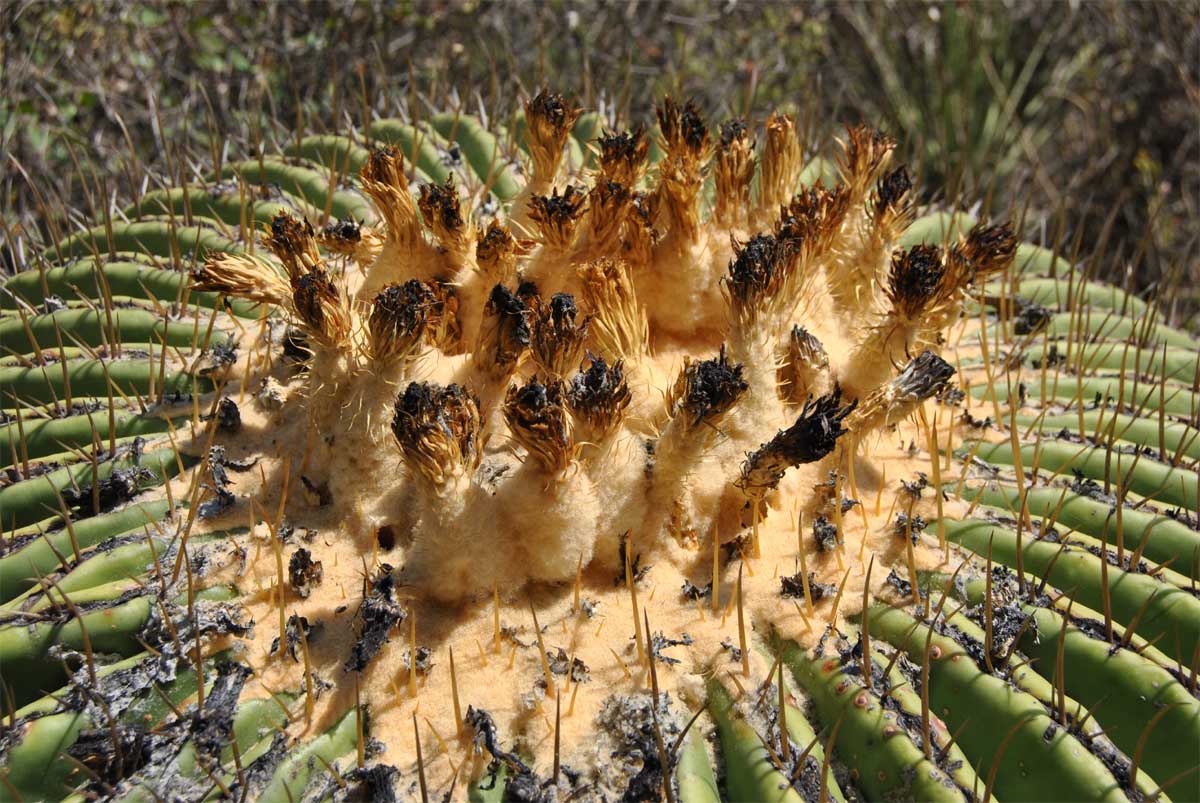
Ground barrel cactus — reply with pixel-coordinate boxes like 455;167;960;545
1;91;1197;803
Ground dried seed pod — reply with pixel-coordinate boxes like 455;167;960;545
265;213;323;282
528;186;587;252
657;97;710;161
531;293;591;379
361;145;423;248
524;90;582;184
598;128;649;187
368;279;436;364
839;124;895;196
668;346;749;430
714;119;755;226
846;351;956;435
392;382;482;486
577;257;647;360
475;221;522;285
291;268;350;347
585;180;633;252
476;283;532;377
193;253;290;307
871;165;914;238
318;218;362;255
737;390;855;495
758;112;803;216
953;222;1018;283
567;355;631;442
886;244;946;322
418;178;471;257
503;379;574;474
778;325;831;404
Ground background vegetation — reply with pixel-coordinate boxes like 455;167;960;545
3;0;1197;326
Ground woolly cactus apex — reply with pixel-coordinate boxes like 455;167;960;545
11;91;1197;803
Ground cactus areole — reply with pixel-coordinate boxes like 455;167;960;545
1;92;1197;803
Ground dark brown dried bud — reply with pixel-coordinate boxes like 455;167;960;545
478;284;532;376
598;128;649;186
887;244;945;320
778;325;831;404
291;269;349;345
418;178;467;252
846;351;956;435
726;233;791;311
266;213;322;281
392;382;482;485
738;390;855;495
369;280;436;363
841;124;895;192
657;97;710;158
318;218;363;256
873;166;913;220
525;90;583;181
672;346;749;429
528;186;587;251
475;221;521;284
714;118;756;225
503;379;574;473
531;293;591;379
567;356;631;442
955;222;1017;282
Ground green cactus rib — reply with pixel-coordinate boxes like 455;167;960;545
0;444;192;531
966;440;1198;511
9;530;225;613
976;504;1195;590
430;112;523;200
0;409;179;463
0;499;170;587
959;580;1200;799
868;604;1150;803
1014;411;1200;462
367;119;454;184
124;185;312;228
1017;342;1197;384
988;311;1196;349
1;656;206;800
983;277;1149;315
0;307;221;353
0;259;261;317
942;518;1200;663
937;607;1102;734
468;761;510;802
219;158;375;223
284;133;373;177
972;377;1199;419
965;484;1200;578
0;357;214;406
53;220;242;263
675;723;721;803
900;211;978;247
258;705;362;802
705;680;809;803
783;641;971;802
0;595;154;704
